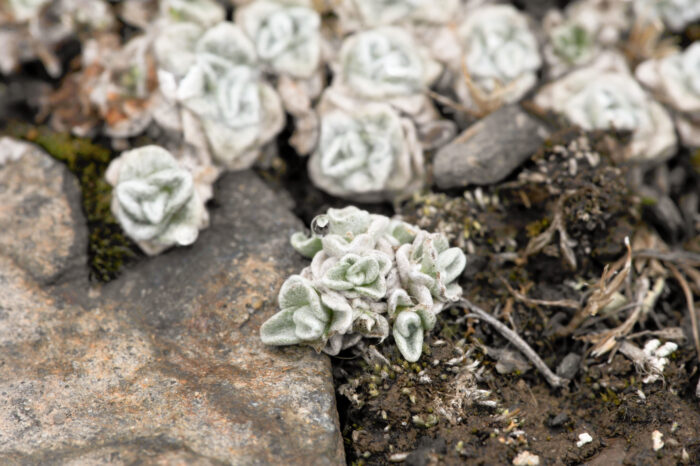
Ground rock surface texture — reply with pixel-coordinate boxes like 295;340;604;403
433;105;549;189
0;143;345;465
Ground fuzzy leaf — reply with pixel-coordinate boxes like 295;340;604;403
393;311;424;362
290;231;322;258
262;275;330;346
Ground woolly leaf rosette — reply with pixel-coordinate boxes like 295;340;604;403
636;43;700;147
235;0;321;79
453;5;541;112
633;0;700;32
395;231;466;313
329;26;446;129
335;27;440;102
105;145;208;256
308;100;424;202
262;205;466;362
154;22;284;170
535;55;677;163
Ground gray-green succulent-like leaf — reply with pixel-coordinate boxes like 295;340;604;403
314;206;373;237
290;231;322;258
634;0;700;32
260;274;328;347
320;290;354;337
266;205;468;361
636;42;700;148
321;252;392;300
392;308;434;362
260;275;352;352
332;0;460;31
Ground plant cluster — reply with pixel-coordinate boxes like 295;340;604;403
260;206;467;361
2;0;698;253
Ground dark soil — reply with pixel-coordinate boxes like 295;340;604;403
256;121;700;465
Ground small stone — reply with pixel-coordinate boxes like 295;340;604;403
433;105;549;189
513;450;540;465
556;353;582;380
548;412;569;428
389;452;410;462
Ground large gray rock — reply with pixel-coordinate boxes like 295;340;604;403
0;138;88;285
0;142;344;465
434;105;549;189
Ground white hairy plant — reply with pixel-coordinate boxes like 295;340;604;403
542;11;600;79
634;0;700;32
105;145;208;256
1;0;115;77
261;206;466;362
535;55;677;163
308;99;424;202
235;0;322;79
154;22;285;170
332;27;441;116
5;0;50;22
454;5;541;112
88;33;158;139
332;0;460;31
160;0;225;27
636;43;700;147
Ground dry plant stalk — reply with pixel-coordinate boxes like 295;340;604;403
624;17;678;66
581;276;667;358
500;276;579;310
459;298;568;388
667;263;700;359
459;59;515;118
518;191;578;270
553;237;633;338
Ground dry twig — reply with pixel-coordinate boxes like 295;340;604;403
458;299;568;388
500;276;579;310
667;263;700;359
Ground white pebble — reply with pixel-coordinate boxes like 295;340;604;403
576;432;593;448
652;430;664;451
512;450;540;465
